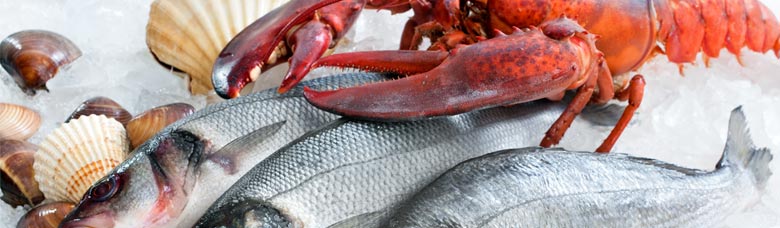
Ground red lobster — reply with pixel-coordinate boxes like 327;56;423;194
211;0;780;152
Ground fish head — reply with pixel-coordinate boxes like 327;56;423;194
196;198;295;228
58;169;148;228
61;130;210;228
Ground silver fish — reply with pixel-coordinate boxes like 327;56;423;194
59;73;389;228
195;97;611;228
381;107;773;228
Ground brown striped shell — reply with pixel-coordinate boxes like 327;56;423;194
0;103;42;141
34;115;129;203
146;0;290;94
126;103;194;149
0;30;82;95
0;140;43;207
16;202;74;228
66;96;132;126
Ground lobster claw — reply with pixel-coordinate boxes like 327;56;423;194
212;0;364;99
304;21;598;120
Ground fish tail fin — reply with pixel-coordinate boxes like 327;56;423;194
717;106;773;189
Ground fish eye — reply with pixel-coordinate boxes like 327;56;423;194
88;175;120;202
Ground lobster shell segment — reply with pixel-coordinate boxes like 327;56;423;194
700;0;728;58
659;0;780;63
759;3;780;54
743;0;766;52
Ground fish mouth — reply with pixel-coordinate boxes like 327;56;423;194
59;212;115;228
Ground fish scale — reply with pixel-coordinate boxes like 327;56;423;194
197;100;578;227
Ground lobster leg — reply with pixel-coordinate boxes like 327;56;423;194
399;3;435;50
595;75;645;153
540;65;645;152
539;60;600;149
591;63;615;105
401;19;423;50
398;0;464;50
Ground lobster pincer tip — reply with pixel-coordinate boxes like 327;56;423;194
212;78;241;99
211;68;238;99
303;85;390;120
278;55;317;94
277;77;298;94
212;59;256;99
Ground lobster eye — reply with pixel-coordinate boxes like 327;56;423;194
88;175;120;202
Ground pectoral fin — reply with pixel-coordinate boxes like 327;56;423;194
328;210;389;228
207;121;286;174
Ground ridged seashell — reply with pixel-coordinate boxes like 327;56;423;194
0;140;43;207
127;103;194;149
16;202;74;228
146;0;290;94
0;30;82;95
34;115;129;203
66;96;132;126
0;103;42;141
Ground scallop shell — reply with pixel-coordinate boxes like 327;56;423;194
34;115;129;203
146;0;291;94
66;96;132;126
16;202;74;228
127;103;194;149
0;30;82;95
0;103;42;141
0;140;43;207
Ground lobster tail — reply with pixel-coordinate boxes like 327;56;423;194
760;4;780;57
655;0;780;63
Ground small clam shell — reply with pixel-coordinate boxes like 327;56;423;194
127;103;194;149
0;140;43;207
146;0;290;94
0;30;82;95
34;115;129;203
0;103;42;141
66;96;132;126
16;202;74;228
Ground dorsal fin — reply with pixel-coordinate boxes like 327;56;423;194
717;107;773;188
